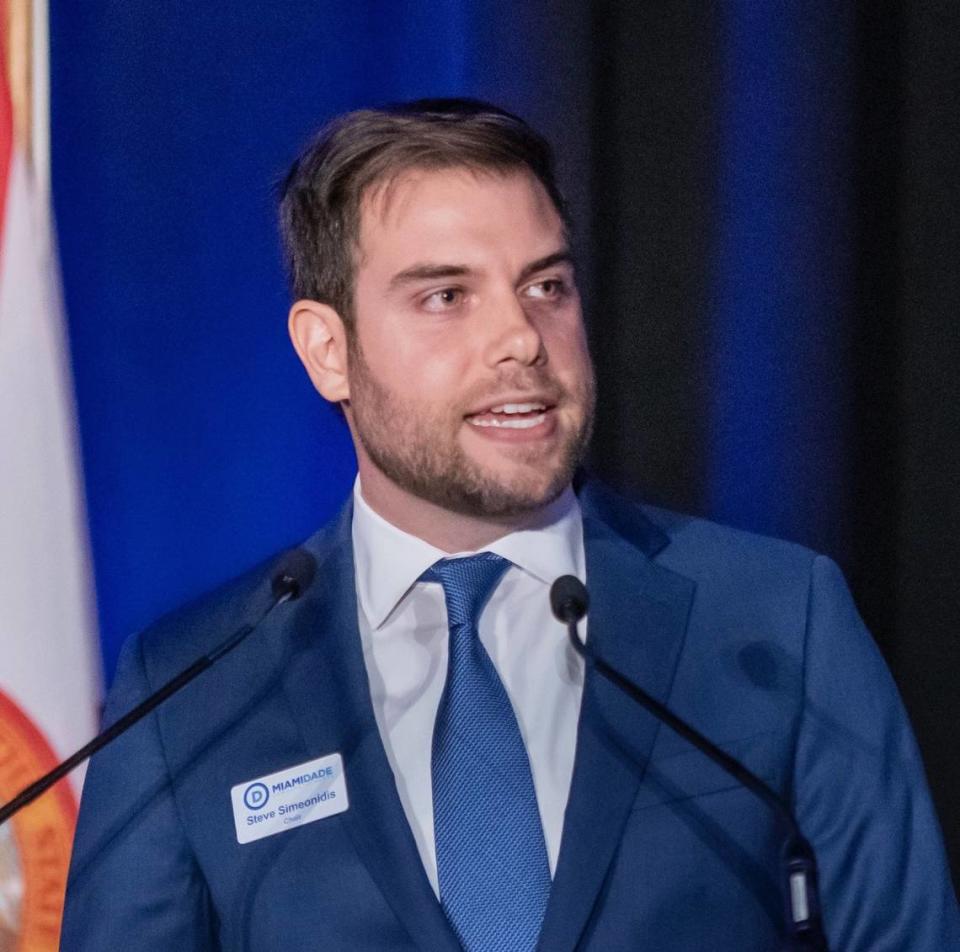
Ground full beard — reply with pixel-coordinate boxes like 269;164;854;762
345;340;595;520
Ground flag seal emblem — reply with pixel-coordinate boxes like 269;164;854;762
0;690;76;951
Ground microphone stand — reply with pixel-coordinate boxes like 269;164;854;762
0;555;313;827
553;579;829;952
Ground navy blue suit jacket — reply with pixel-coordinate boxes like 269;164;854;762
62;483;960;950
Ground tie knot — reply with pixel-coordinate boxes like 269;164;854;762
421;553;511;629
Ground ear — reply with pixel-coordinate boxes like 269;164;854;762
288;299;351;403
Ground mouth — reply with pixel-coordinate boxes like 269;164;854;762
465;400;553;430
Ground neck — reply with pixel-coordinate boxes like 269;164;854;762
356;462;558;553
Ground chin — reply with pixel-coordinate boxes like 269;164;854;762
455;464;572;519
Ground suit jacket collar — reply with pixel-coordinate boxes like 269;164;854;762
277;500;463;951
278;480;694;952
537;481;696;951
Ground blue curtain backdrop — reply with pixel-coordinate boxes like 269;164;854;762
709;2;855;551
50;0;960;879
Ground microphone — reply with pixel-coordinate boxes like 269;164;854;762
0;549;317;827
550;575;829;952
271;549;316;601
550;574;589;624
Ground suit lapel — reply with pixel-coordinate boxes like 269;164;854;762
271;484;693;952
277;503;462;952
538;486;696;952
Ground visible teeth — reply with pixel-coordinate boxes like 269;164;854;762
488;402;546;414
469;413;547;429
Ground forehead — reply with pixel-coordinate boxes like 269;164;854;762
355;166;566;271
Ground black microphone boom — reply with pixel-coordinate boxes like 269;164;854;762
0;549;317;827
550;574;829;952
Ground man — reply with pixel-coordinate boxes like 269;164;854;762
62;100;959;950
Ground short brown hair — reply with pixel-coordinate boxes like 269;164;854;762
278;98;569;325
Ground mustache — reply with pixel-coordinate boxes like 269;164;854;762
460;370;568;407
461;366;596;410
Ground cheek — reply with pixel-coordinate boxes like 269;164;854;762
415;358;473;408
370;335;472;410
544;321;591;377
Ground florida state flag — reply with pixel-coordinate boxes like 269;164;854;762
0;2;101;948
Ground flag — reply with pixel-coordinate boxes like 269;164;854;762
0;1;101;947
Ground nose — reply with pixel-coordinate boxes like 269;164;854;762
480;290;545;369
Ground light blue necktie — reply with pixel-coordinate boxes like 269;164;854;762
423;553;551;952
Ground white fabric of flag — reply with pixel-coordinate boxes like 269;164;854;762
0;5;101;945
0;147;101;790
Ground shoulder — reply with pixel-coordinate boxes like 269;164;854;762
581;477;822;584
642;501;821;584
578;479;844;653
123;498;354;689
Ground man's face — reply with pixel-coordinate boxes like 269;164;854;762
345;166;595;519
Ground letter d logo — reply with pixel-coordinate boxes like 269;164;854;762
243;782;269;811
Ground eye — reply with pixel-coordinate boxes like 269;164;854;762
421;287;464;311
524;278;569;300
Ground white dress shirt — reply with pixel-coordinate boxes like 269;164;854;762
352;480;587;896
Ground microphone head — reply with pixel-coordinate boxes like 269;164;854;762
550;575;589;624
271;549;317;602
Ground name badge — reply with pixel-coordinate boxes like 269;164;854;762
230;752;348;844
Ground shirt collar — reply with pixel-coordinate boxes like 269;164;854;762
351;479;584;630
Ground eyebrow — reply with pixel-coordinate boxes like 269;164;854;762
518;250;575;284
388;249;575;290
